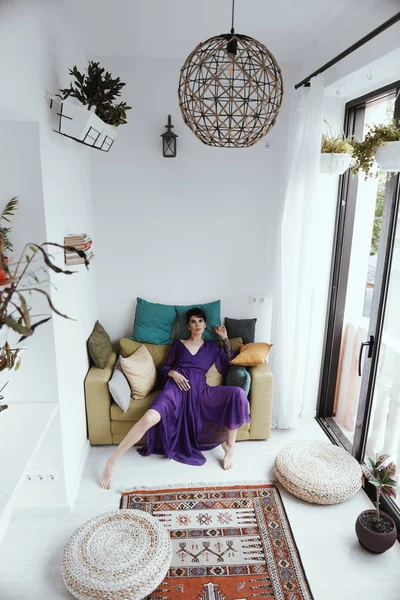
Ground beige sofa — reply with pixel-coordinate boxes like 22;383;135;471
84;337;274;445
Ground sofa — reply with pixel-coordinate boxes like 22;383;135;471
84;337;274;445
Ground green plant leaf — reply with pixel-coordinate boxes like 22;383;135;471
376;453;390;467
3;316;31;336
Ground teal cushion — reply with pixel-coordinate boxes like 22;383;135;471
175;300;221;341
226;365;251;395
132;297;176;345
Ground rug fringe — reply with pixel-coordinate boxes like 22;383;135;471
121;479;273;494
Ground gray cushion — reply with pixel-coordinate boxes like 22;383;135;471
225;317;257;344
87;321;112;369
108;358;131;412
226;365;251;395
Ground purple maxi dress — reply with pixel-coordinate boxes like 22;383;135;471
138;339;250;466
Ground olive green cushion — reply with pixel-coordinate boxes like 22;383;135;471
218;337;242;355
87;321;112;369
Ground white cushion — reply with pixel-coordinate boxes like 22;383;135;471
108;358;131;412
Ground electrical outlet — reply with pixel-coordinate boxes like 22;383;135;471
46;470;60;482
35;472;45;482
258;295;266;304
24;472;33;483
248;295;258;304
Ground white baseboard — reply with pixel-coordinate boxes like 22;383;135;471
69;439;90;512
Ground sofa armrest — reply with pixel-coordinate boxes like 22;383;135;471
248;362;274;440
84;349;118;445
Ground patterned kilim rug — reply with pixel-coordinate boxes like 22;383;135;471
120;482;314;600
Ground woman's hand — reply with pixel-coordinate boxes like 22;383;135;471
215;325;228;340
168;370;190;391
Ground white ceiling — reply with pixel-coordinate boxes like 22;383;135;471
58;0;399;70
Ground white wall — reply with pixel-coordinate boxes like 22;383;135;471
0;0;97;507
91;56;296;344
0;120;59;405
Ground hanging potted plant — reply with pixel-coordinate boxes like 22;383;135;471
355;454;398;553
51;61;132;151
0;197;18;285
320;131;354;175
350;120;400;179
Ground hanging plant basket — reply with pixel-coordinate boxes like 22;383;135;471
320;153;352;175
375;141;400;172
100;124;118;152
49;97;115;152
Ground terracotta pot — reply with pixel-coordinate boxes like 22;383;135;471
355;509;397;553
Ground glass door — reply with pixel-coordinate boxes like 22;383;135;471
332;95;396;449
364;187;400;508
318;80;400;527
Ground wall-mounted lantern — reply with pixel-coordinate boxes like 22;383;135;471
161;114;178;158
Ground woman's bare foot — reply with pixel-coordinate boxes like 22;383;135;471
222;440;234;470
100;458;114;490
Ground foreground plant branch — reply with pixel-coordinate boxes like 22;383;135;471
0;236;89;370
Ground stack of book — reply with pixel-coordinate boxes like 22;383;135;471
64;233;94;265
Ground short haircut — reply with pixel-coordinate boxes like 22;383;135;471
186;307;206;324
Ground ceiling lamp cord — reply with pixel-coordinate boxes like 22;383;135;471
231;0;235;34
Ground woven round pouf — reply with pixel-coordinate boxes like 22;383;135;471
274;440;362;505
62;509;172;600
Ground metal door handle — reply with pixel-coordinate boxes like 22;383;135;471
358;335;374;376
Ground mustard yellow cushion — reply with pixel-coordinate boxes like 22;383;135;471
119;338;171;369
230;342;272;366
120;345;157;399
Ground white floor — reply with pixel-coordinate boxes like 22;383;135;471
1;416;400;599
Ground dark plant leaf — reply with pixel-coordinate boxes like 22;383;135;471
18;316;51;342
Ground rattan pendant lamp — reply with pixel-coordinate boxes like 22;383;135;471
178;0;284;148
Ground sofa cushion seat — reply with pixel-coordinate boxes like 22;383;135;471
111;417;251;438
111;390;251;422
111;391;160;421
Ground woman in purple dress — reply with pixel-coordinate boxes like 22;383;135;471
100;308;250;489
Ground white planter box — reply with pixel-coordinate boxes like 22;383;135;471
98;124;118;151
320;153;352;175
50;97;105;148
375;141;400;172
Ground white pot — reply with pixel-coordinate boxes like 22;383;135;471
98;124;118;151
50;97;105;148
320;153;352;175
375;141;400;172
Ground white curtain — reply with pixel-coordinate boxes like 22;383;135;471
270;76;325;429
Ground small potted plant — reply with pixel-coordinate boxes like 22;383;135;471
320;130;354;175
0;197;18;284
355;454;398;553
350;120;400;179
51;61;132;151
